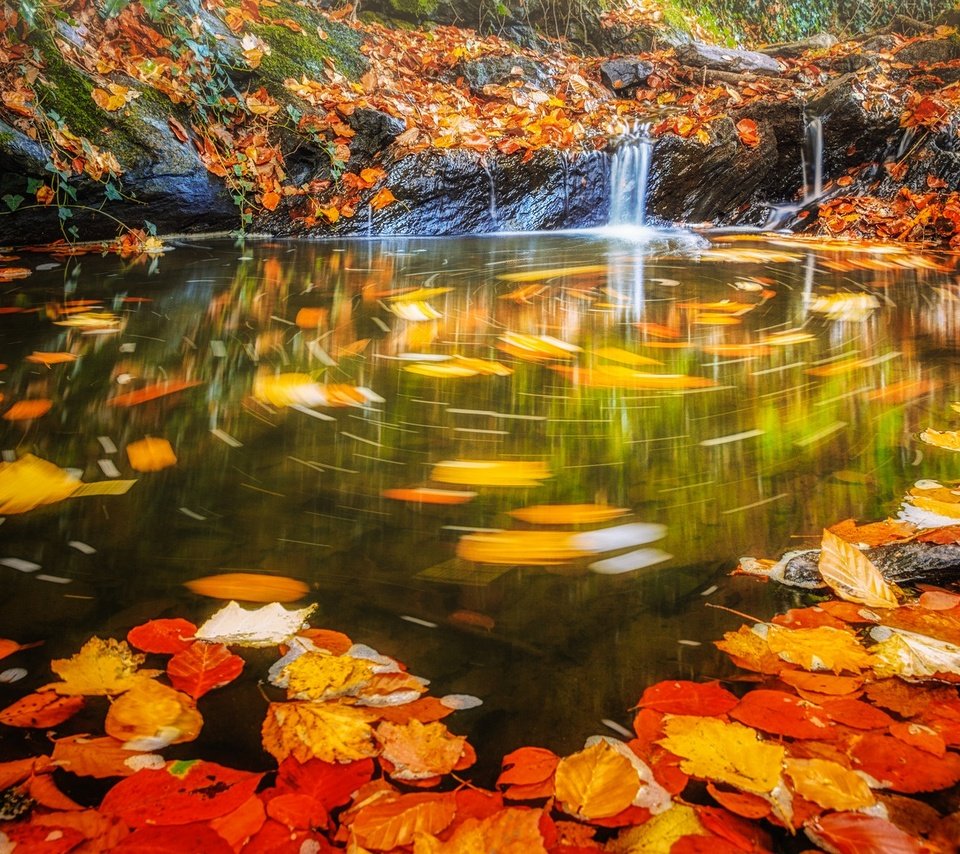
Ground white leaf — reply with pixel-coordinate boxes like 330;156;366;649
195;600;317;647
870;625;960;679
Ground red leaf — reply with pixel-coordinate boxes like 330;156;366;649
696;805;771;851
167;641;243;699
889;721;946;757
672;837;744;854
127;618;197;654
851;733;960;793
100;760;263;827
636;680;738;716
807;811;926;854
276;757;374;810
0;691;84;727
735;118;760;147
0;822;85;853
730;690;836;740
706;782;772;819
497;746;558;799
241;819;337;853
822;698;894;730
111;822;234;853
264;792;327;831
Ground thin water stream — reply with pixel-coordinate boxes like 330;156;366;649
1;230;958;779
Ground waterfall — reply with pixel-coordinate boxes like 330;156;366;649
609;124;653;227
802;114;823;203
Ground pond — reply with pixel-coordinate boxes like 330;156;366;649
1;227;958;782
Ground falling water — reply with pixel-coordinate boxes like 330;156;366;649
802;114;824;203
480;159;499;229
609;124;653;226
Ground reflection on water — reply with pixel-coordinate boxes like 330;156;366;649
2;231;959;773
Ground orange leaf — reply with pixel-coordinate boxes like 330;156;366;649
350;791;457;850
262;190;281;211
376;719;468;782
3;398;52;420
52;734;161;778
735;118;760;147
0;691;84;727
166;641;244;699
126;437;177;472
107;379;202;408
370;187;397;210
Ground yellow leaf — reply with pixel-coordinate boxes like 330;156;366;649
388;287;453;303
766;624;875;674
784;757;875;811
376;719;467;781
91;83;140;112
126;437;177;472
605;803;705;853
508;504;630;525
497;264;607;283
48;637;148;696
658;716;784;794
185;572;309;603
430;459;551;487
818;528;899;609
593;347;661;367
714;625;784;674
282;651;374;701
456;530;589;565
0;454;81;514
919;429;960;451
262;701;378;764
104;679;202;747
554;740;639;820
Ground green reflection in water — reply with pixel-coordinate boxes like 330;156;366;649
1;230;958;776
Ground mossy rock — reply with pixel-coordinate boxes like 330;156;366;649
248;1;367;83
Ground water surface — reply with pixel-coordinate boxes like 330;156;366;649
2;229;957;778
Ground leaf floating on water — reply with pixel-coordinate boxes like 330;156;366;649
53;311;121;329
818;528;900;609
387;300;443;321
127;618;197;654
808;292;880;321
47;637;149;696
554;740;640;821
806;812;929;854
167;642;244;700
376;718;469;782
3;398;52;420
508;504;630;525
253;373;370;408
382;487;476;505
262;701;379;764
107;379;203;408
104;679;202;748
550;365;716;389
387;287;453;302
0;455;81;513
195;601;317;647
783;758;875;812
0;691;84;728
658;716;784;794
919;428;960;451
497;264;607;283
25;351;78;366
51;734;163;778
185;572;310;603
869;625;960;680
593;347;661;367
456;530;590;565
126;437;177;472
430;459;551;487
497;332;581;361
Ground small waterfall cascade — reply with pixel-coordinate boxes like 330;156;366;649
609;123;653;226
801;113;824;203
480;158;499;229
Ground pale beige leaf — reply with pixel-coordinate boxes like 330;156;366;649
869;625;960;679
818;528;899;609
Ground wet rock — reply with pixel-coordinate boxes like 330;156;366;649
757;32;837;59
895;38;960;66
346;107;407;162
456;56;553;95
806;73;901;178
599;58;655;93
310;147;608;237
646;115;781;224
675;42;783;76
770;542;960;589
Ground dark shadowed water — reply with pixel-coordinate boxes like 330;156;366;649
2;227;959;781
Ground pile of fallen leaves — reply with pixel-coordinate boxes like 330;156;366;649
2;524;960;851
810;186;960;248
